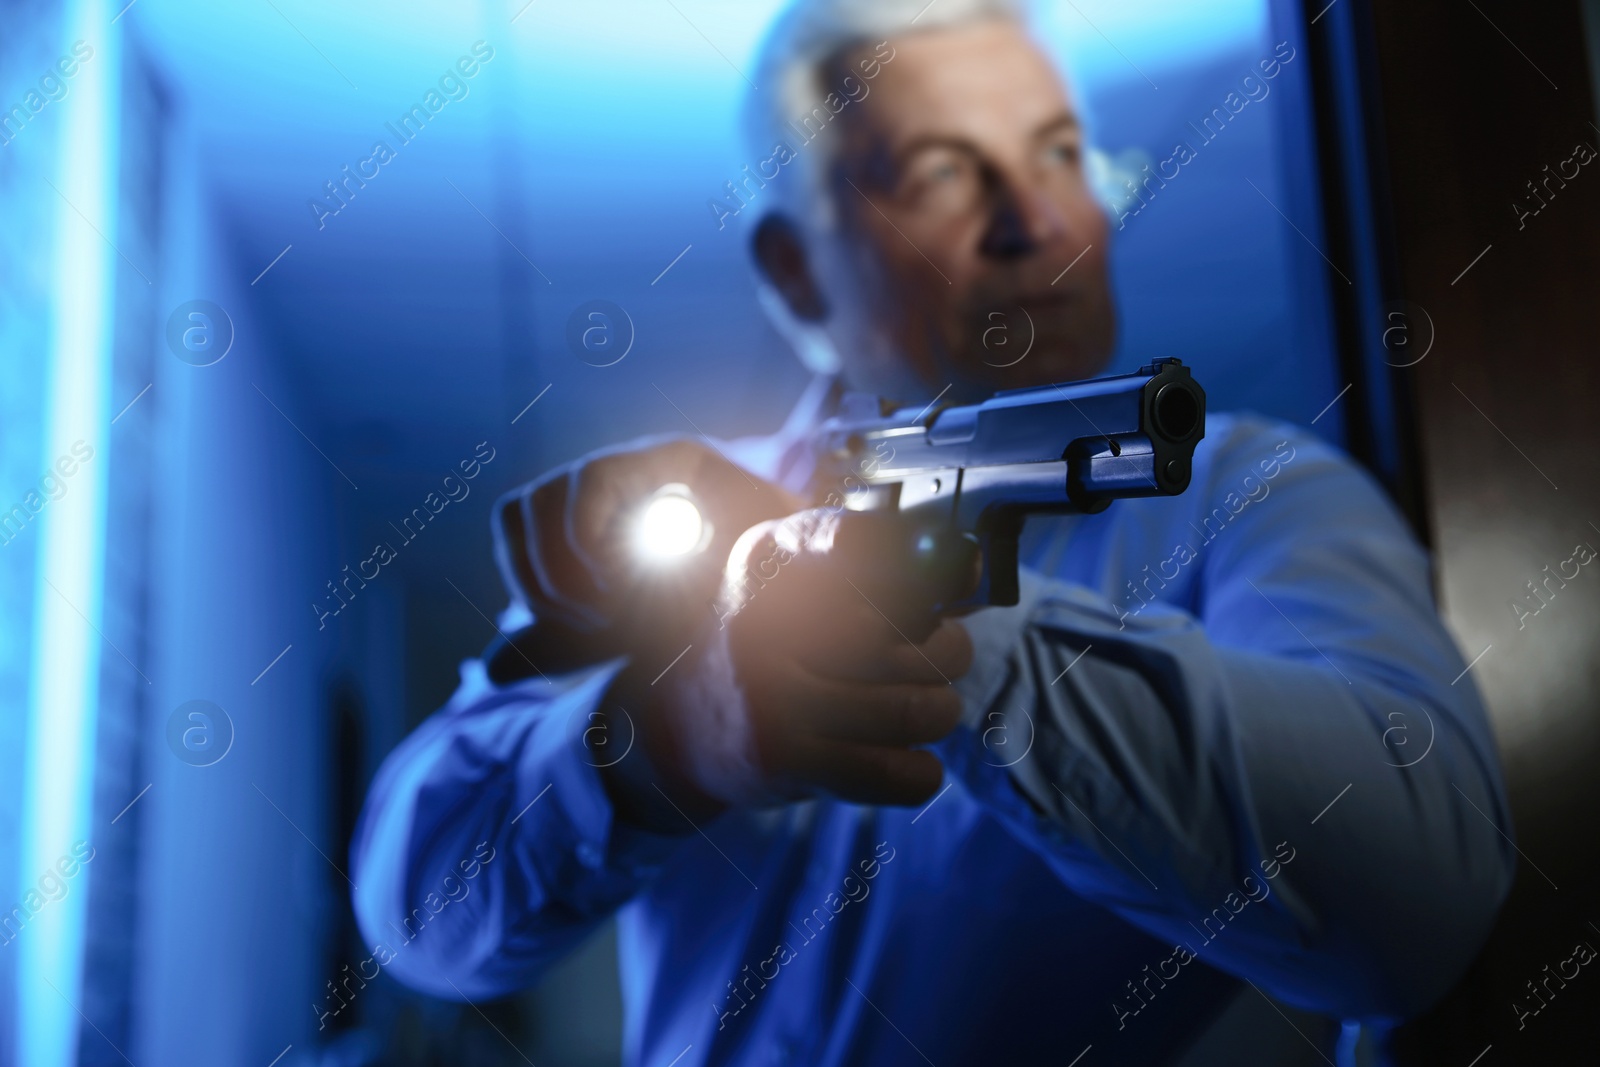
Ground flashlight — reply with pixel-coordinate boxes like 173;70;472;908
632;483;711;564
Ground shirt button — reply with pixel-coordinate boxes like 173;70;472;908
576;841;603;869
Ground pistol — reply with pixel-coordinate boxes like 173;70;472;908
807;357;1206;609
486;358;1204;683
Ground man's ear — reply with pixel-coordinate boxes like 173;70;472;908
751;213;828;323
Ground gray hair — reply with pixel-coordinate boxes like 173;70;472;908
741;0;1032;229
738;0;1129;379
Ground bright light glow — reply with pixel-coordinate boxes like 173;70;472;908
633;485;709;563
19;3;117;1066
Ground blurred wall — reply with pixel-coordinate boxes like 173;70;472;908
132;112;347;1065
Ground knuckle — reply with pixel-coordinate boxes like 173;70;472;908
930;623;975;678
890;686;919;735
891;643;931;681
935;687;964;730
888;750;941;802
528;471;566;519
729;520;782;570
571;459;615;514
902;686;960;738
747;688;794;775
661;436;700;462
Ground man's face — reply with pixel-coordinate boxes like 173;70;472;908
824;20;1116;400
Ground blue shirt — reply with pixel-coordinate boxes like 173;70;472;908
350;409;1514;1066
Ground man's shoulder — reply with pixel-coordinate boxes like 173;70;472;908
1186;411;1415;549
1191;411;1375;494
1196;411;1337;470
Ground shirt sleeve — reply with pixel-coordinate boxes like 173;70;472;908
348;655;689;1001
935;423;1516;1022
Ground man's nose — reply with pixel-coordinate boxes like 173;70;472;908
977;179;1066;261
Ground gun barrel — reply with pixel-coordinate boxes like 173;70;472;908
810;358;1207;606
817;358;1204;504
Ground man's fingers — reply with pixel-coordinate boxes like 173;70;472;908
795;615;975;684
570;440;707;566
511;437;799;630
921;619;975;678
827;512;984;608
575;439;800;582
692;444;805;540
758;668;962;745
791;740;947;807
525;470;608;622
568;449;645;576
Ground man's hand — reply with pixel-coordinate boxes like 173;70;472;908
612;508;976;826
494;435;797;646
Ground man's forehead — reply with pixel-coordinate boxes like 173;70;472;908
836;20;1075;145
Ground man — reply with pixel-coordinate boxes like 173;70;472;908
351;1;1515;1062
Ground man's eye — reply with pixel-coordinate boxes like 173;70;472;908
1046;141;1081;166
894;152;982;213
908;157;966;188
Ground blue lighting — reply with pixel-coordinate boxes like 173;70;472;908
16;2;117;1066
0;2;1353;1063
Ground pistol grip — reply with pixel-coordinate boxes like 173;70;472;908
973;511;1024;608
